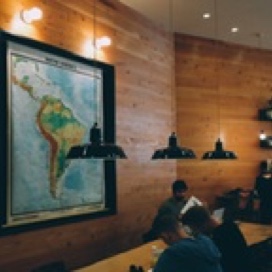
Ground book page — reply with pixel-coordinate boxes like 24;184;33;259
180;196;202;215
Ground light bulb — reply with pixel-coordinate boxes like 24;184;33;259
21;7;43;24
260;130;267;140
203;13;211;19
83;39;95;58
95;36;111;49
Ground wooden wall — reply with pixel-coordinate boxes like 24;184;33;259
0;0;176;271
175;33;272;205
2;0;272;270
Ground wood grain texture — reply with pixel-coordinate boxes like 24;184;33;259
1;0;272;271
74;222;272;272
0;0;175;271
175;33;272;206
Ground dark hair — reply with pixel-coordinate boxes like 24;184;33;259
260;161;270;173
172;180;188;193
181;206;210;228
152;214;179;236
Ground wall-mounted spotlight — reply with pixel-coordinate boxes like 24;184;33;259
259;130;267;141
259;130;272;148
95;36;111;49
21;7;43;24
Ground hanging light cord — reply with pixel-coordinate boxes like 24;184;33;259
93;0;97;60
93;0;100;124
214;0;221;138
169;0;175;133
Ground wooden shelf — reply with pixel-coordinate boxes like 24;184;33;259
260;138;272;148
259;108;272;121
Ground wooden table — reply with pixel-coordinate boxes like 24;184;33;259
74;239;166;272
239;221;272;245
75;222;272;272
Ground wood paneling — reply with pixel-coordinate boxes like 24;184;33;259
2;1;272;271
175;34;272;205
0;0;175;271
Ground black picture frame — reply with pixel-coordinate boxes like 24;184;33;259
0;31;116;236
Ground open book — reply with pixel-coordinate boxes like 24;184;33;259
180;196;203;215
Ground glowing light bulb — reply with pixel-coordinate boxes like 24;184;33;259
203;13;211;19
21;7;43;24
95;36;112;49
83;39;95;58
260;130;266;140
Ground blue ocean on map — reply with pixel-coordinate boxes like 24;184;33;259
10;55;105;216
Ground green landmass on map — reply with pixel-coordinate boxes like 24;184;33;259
12;72;86;198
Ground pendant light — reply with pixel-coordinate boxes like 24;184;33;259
66;0;127;160
202;0;237;160
151;0;196;160
66;122;127;159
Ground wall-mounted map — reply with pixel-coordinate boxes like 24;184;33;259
0;32;116;233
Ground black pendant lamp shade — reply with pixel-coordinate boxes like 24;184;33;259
66;123;127;160
202;138;237;160
151;132;196;159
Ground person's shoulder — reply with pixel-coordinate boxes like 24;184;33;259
159;197;174;208
196;233;213;241
213;221;239;235
214;221;247;243
194;234;217;246
154;247;177;272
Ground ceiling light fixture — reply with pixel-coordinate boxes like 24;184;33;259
259;130;266;140
151;0;196;160
202;0;237;160
21;7;43;24
231;27;239;33
203;13;211;19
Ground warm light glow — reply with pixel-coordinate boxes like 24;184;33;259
95;36;112;49
21;7;43;24
231;27;239;33
203;13;211;19
83;39;95;58
83;36;111;60
10;12;36;36
260;130;267;140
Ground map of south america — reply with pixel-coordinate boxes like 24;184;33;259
11;55;87;198
8;44;105;226
37;95;86;198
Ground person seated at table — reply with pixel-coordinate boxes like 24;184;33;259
181;206;257;272
142;179;188;243
254;161;272;225
158;179;188;218
152;214;223;272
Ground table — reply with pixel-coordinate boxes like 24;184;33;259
75;222;272;272
239;221;272;245
74;239;166;272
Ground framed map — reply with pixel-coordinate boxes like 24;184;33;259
0;31;116;235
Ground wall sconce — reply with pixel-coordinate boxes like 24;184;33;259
260;130;267;140
21;7;43;24
259;130;272;148
95;36;112;49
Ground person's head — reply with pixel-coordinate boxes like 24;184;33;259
172;180;188;201
181;206;217;235
260;161;271;177
153;214;188;245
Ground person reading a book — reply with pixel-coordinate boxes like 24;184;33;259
181;205;257;272
254;161;272;224
152;214;223;272
142;179;188;243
